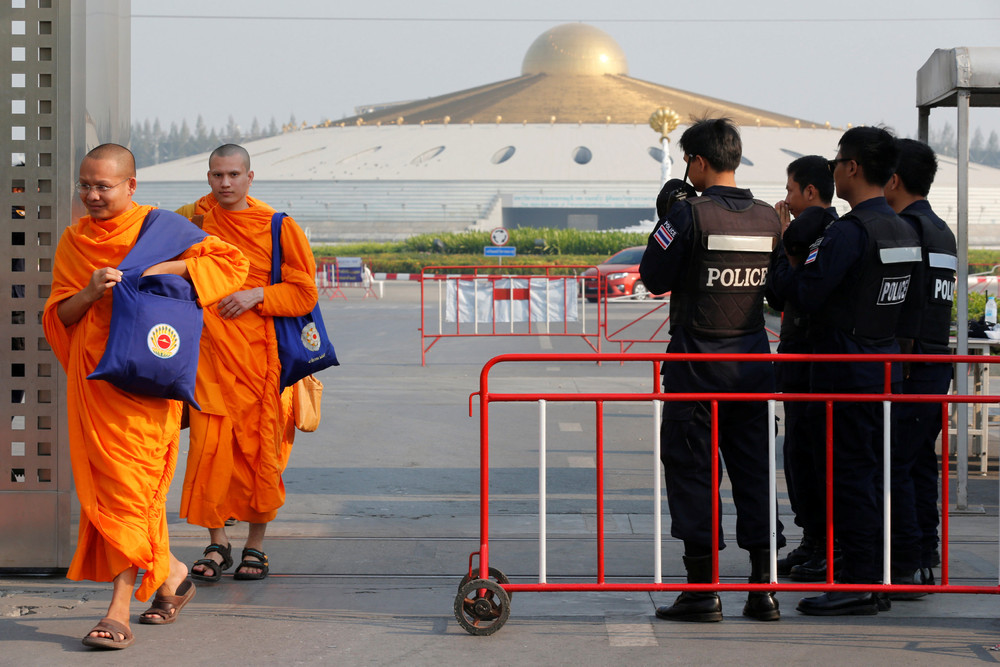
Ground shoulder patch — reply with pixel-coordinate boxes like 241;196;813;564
804;247;819;264
653;221;677;250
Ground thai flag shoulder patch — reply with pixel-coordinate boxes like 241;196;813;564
804;247;819;264
653;222;677;250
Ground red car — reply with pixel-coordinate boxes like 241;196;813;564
583;246;663;301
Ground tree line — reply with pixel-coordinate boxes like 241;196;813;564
130;115;1000;171
926;122;1000;168
130;114;316;168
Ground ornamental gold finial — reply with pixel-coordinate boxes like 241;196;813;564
649;107;680;143
650;107;680;185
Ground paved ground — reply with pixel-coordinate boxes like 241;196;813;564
2;282;1000;666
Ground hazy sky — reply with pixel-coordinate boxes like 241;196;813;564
131;0;1000;142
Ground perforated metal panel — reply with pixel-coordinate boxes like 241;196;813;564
1;0;130;572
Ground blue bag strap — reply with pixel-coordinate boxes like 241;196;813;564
270;211;288;285
119;209;209;274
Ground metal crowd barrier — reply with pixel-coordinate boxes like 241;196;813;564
599;294;780;354
453;352;1000;635
419;265;602;366
316;257;379;300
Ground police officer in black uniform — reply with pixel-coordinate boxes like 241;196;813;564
885;138;956;596
640;118;785;623
765;156;839;580
771;126;921;615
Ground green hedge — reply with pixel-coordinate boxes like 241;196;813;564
313;230;1000;293
315;229;648;259
315;253;611;274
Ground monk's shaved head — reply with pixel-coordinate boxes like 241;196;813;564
209;144;251;171
84;143;136;177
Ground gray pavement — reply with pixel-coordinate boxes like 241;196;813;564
2;282;1000;665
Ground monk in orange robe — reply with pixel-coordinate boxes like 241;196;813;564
181;143;317;582
43;144;249;649
175;192;218;226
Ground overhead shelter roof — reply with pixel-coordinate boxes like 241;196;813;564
916;47;1000;108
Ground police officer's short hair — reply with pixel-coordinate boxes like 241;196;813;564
838;126;898;187
894;138;937;198
679;118;742;172
787;155;834;203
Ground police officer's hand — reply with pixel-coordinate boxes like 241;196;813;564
775;201;792;234
898;337;915;379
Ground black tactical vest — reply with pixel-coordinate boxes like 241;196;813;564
669;196;780;337
906;211;958;353
820;210;922;345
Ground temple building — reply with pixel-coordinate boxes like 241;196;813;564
138;23;1000;243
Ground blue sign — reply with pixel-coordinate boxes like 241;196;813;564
335;256;364;284
484;246;516;257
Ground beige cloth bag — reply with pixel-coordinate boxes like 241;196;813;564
292;375;323;432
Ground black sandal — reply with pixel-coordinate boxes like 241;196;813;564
233;547;269;581
190;543;233;583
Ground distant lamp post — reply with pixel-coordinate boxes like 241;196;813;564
649;107;680;185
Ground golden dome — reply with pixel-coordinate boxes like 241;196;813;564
521;23;628;76
338;23;816;128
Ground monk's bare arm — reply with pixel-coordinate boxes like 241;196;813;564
56;267;121;327
141;260;191;279
217;287;264;319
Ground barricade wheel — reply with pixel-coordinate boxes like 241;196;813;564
454;578;511;636
457;566;512;601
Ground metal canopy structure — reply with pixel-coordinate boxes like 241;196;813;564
917;47;1000;509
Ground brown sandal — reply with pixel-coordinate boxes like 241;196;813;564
81;617;134;649
139;578;196;625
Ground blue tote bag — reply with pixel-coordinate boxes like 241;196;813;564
88;209;208;407
270;212;339;392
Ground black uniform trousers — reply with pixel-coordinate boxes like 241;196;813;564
776;342;825;540
805;394;884;583
890;366;950;571
781;395;826;538
661;397;784;554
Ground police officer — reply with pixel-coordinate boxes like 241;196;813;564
640;118;784;623
770;126;921;615
885;138;956;596
765;156;839;581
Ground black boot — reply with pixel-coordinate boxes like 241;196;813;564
777;535;818;576
655;555;722;622
789;544;840;582
889;568;927;601
743;549;780;621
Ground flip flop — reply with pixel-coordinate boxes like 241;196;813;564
233;547;269;581
138;579;196;625
190;542;233;583
81;617;134;650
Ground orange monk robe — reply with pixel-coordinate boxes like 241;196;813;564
175;193;216;221
42;203;249;601
181;199;317;527
176;194;269;223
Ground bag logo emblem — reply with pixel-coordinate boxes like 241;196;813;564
148;323;180;359
301;322;321;352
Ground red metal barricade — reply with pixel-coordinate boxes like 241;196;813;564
316;258;379;300
420;265;602;366
454;352;1000;635
599;294;780;353
316;262;345;300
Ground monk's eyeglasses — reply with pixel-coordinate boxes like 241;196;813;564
75;178;128;194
